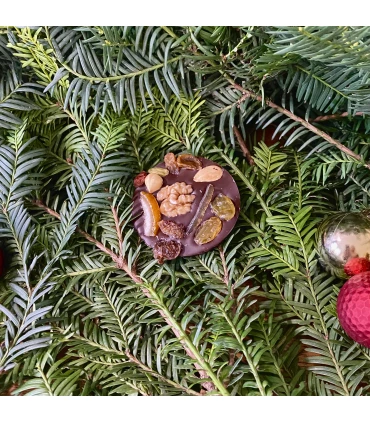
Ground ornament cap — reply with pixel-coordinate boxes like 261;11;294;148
344;257;370;277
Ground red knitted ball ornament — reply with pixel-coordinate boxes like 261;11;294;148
344;257;370;277
337;271;370;348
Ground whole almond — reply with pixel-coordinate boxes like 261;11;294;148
148;167;169;177
193;166;223;182
145;173;163;193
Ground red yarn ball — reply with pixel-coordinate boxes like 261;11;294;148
337;271;370;348
344;257;370;277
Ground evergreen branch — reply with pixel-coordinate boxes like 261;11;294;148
32;200;118;261
218;246;232;294
217;306;266;396
258;322;290;396
220;152;272;217
232;126;255;166
310;112;364;122
57;57;181;84
32;201;229;395
228;82;370;169
125;350;202;396
291;215;350;395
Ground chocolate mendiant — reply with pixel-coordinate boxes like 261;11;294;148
132;158;240;257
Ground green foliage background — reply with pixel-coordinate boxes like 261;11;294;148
1;26;370;396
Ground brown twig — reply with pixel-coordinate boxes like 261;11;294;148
32;200;118;262
111;205;124;259
219;246;234;298
218;245;237;389
33;199;218;394
125;350;202;396
309;111;364;122
229;82;370;169
232;126;255;166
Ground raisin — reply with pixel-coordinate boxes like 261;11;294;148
153;240;181;264
211;194;235;221
177;154;202;170
158;220;185;239
194;217;222;245
134;171;148;187
164;153;180;175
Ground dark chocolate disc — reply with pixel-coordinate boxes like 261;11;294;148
132;157;240;257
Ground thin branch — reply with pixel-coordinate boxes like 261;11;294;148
33;199;228;395
161;27;369;169
219;246;233;297
227;82;370;170
309;111;364;122
125;350;202;396
111;205;124;260
32;200;118;262
233;125;255;166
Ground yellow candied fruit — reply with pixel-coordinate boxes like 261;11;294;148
194;217;222;245
210;194;235;221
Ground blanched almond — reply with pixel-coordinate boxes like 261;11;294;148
193;166;223;182
145;173;163;193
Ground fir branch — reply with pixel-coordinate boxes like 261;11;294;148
125;350;202;396
232;126;255;166
32;200;229;395
228;82;370;169
310;112;364;122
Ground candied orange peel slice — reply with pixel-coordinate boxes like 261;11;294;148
140;191;161;236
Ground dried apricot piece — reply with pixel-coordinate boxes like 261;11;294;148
194;217;222;245
177;154;202;170
153;240;181;264
211;194;235;221
158;220;185;239
140;191;161;237
164;153;180;175
186;184;214;235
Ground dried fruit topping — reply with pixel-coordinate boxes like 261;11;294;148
140;191;161;237
193;166;223;183
148;167;169;177
134;171;148;187
186;184;214;235
145;173;163;193
157;182;195;217
194;217;222;245
158;220;185;239
153;239;181;264
164;152;180;175
177;154;202;170
211;194;235;221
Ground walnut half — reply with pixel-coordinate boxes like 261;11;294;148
157;182;195;217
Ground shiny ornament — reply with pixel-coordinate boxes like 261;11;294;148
317;212;370;278
337;271;370;348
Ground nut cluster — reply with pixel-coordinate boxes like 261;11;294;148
157;182;195;217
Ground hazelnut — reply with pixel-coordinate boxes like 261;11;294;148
145;173;163;193
193;166;223;182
